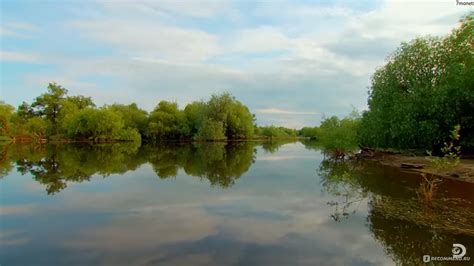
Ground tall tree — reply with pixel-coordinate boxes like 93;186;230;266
359;14;474;151
0;101;14;136
31;83;68;134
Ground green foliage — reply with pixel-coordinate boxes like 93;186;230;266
3;81;259;142
195;118;226;141
62;108;124;141
0;135;11;142
107;103;148;135
205;92;254;139
427;125;462;170
24;117;49;140
319;113;360;158
259;126;297;139
31;82;68;134
0;101;14;136
65;95;95;109
359;14;474;152
299;126;320;139
116;128;142;142
146;101;190;140
145;93;254;141
184;101;207;136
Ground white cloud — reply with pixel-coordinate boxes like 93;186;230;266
0;51;39;63
230;26;291;54
0;22;37;38
3;0;469;128
71;19;221;62
98;0;233;18
256;108;319;115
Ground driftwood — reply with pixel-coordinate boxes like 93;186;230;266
357;146;375;158
400;163;424;169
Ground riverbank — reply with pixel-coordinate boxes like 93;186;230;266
360;150;474;183
0;135;308;144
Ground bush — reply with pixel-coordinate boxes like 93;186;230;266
259;126;296;139
195;119;227;141
116;128;142;142
319;113;360;158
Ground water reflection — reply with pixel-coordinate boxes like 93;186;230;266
0;142;256;194
318;156;474;264
3;142;144;194
260;140;298;154
318;159;367;222
1;141;473;265
148;142;256;187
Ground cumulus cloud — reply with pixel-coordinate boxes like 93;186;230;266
71;20;221;62
2;0;469;127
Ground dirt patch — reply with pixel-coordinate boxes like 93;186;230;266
361;151;474;183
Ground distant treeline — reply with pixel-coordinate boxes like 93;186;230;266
0;84;308;143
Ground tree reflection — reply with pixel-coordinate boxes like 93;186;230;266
319;154;474;263
368;196;474;264
1;141;257;194
13;142;145;194
0;145;13;178
318;158;367;222
147;142;256;187
260;140;297;154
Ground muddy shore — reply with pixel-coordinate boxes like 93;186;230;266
360;151;474;183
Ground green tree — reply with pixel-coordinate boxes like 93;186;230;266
184;101;207;136
31;83;68;134
260;126;280;139
25;117;49;140
0;101;14;137
65;95;95;109
259;126;296;139
205;93;254;139
62;108;124;141
299;126;320;139
195;118;226;141
107;103;148;134
319;113;360;159
359;14;474;152
147;101;190;140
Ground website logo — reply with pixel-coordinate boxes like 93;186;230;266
423;243;470;263
452;243;467;259
456;0;474;5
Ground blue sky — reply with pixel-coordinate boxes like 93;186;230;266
0;0;471;128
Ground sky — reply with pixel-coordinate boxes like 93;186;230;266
0;0;471;128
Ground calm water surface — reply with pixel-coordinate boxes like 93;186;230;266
1;141;473;265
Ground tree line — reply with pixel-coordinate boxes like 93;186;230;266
0;84;299;142
1;82;324;143
1;13;471;153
